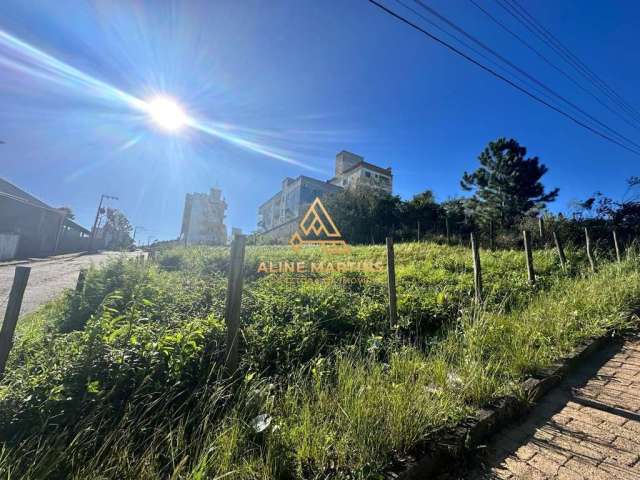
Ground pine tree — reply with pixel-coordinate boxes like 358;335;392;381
461;138;559;227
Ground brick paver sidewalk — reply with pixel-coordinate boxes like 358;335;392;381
463;338;640;479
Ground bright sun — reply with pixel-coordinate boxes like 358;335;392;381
146;96;188;132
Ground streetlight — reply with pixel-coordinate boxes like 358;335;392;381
88;194;119;253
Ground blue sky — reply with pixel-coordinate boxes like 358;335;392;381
1;1;639;240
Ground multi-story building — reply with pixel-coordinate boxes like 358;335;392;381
329;151;393;192
258;176;341;232
180;187;227;245
257;151;392;242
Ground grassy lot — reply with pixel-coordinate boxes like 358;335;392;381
0;242;637;479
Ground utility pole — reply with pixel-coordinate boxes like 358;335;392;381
88;194;118;253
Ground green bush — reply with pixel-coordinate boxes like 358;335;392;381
0;243;636;479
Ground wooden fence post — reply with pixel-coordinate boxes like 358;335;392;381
523;230;535;285
538;217;544;242
224;234;246;375
470;232;483;303
386;237;398;328
0;266;31;377
613;230;622;263
76;269;86;293
584;227;596;273
489;219;495;251
445;217;450;244
552;231;566;271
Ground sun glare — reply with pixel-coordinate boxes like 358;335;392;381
146;96;188;132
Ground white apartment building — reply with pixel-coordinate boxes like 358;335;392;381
329;151;393;192
180;187;227;245
257;150;393;240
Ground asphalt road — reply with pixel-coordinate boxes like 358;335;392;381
0;251;135;319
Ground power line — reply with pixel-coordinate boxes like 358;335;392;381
365;0;640;156
390;0;549;100
468;0;640;132
407;0;640;151
495;0;640;124
393;0;558;110
507;0;640;120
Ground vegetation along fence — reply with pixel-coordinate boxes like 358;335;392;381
0;223;632;380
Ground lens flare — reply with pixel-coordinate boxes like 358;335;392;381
0;28;322;171
145;97;187;132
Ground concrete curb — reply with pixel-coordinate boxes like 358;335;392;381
0;251;88;267
0;259;29;267
384;333;613;479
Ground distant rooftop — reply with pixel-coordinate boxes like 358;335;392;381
338;160;392;177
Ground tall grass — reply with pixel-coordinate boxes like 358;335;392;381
0;243;637;478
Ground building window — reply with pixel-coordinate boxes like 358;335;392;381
365;171;371;177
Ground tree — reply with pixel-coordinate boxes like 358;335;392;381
398;190;443;238
574;177;640;227
461;138;559;228
57;207;75;220
323;186;401;244
441;197;475;236
103;208;133;249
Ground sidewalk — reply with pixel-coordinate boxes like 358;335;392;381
462;337;640;479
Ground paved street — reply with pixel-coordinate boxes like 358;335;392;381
0;251;134;319
462;338;640;479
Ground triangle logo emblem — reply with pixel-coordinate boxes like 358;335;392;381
289;197;350;254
